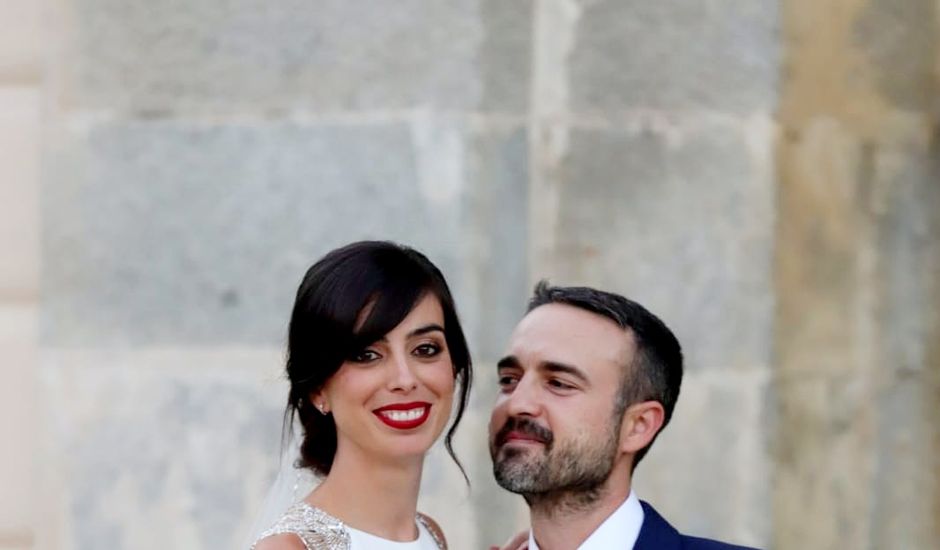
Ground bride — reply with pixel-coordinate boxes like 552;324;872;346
252;241;472;550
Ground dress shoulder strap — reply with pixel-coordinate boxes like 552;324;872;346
252;503;351;550
416;513;447;550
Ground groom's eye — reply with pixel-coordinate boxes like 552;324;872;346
548;378;575;390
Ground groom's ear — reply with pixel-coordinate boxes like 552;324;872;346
618;400;665;455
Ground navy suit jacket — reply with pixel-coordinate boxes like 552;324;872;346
634;501;760;550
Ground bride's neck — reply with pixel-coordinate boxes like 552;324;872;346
307;446;424;541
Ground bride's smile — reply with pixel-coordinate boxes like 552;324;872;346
373;402;432;429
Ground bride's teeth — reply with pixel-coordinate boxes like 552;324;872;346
384;408;424;421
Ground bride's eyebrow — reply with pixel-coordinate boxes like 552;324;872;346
408;324;445;338
374;324;445;342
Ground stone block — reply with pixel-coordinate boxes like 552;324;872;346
0;536;32;550
568;0;778;113
42;117;529;347
59;0;532;112
868;368;940;549
872;139;940;374
539;117;776;371
634;367;771;547
0;306;37;535
855;0;937;110
454;125;529;362
0;0;41;81
867;139;940;548
773;371;877;549
0;534;33;550
38;348;285;550
0;87;40;299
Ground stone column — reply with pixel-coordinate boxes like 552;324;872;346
774;0;940;548
0;1;42;549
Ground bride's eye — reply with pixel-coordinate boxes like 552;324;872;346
413;343;442;357
349;349;381;363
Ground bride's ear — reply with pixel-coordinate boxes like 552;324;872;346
309;391;330;415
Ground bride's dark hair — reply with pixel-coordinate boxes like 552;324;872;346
284;240;472;481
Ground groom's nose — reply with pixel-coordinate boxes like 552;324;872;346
505;375;543;418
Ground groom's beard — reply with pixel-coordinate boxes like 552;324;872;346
490;416;619;512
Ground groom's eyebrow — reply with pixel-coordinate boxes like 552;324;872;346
541;361;589;385
496;356;587;384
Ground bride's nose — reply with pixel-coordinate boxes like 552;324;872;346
386;351;419;392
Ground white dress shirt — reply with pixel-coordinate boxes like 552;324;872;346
528;491;645;550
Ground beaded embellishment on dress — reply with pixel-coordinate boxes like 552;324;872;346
251;503;446;550
251;503;350;550
416;514;446;550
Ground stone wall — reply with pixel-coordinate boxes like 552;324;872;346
0;1;41;549
0;1;936;549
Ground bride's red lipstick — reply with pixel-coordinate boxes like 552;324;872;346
372;402;431;430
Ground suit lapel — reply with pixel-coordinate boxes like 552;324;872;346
633;501;682;550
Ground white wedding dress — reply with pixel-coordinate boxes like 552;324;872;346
250;501;444;550
245;430;445;550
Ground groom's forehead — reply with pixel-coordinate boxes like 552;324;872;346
505;304;634;377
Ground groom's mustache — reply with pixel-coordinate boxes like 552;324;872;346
493;416;554;448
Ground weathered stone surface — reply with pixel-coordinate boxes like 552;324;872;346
38;349;285;550
43;120;423;345
635;367;771;547
538;117;776;371
569;0;778;113
0;87;40;299
773;119;890;550
0;306;37;536
867;142;940;549
42;118;528;347
774;0;940;545
59;0;532;112
855;0;937;111
869;368;940;549
774;371;877;548
774;118;869;380
454;125;529;361
0;0;41;81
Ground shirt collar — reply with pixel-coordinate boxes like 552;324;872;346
528;491;645;550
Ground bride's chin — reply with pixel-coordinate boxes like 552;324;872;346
371;437;440;461
364;418;450;459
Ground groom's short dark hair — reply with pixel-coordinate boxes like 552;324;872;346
526;281;684;469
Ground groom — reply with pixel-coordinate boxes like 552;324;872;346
489;282;758;550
